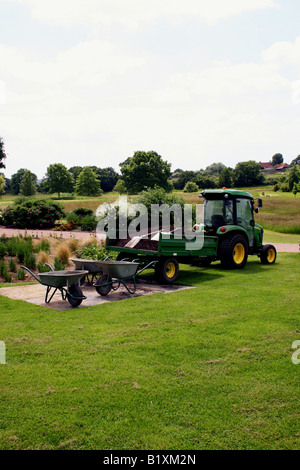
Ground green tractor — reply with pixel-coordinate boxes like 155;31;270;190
106;188;277;283
196;189;277;269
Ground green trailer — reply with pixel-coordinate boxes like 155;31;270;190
105;189;277;284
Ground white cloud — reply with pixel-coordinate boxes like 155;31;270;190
8;0;278;28
0;40;145;87
0;81;6;104
152;62;289;106
262;36;300;65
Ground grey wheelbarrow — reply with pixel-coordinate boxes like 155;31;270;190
93;259;157;296
21;264;89;307
70;256;112;286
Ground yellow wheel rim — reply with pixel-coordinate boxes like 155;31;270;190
267;248;276;263
166;262;176;278
233;243;245;264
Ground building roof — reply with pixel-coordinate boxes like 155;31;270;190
259;161;273;169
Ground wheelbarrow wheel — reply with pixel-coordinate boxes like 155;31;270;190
95;274;112;296
67;283;84;307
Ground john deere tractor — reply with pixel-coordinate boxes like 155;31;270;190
197;189;277;269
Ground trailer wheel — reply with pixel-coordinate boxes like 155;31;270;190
260;244;277;265
220;234;248;269
155;257;179;284
67;283;84;307
95;274;112;296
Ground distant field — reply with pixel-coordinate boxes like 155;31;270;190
1;187;300;235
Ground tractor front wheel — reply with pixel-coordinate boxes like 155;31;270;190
260;244;277;265
155;257;179;284
220;235;248;269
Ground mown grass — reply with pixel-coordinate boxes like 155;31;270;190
0;253;299;450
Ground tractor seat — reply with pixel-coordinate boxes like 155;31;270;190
211;214;226;229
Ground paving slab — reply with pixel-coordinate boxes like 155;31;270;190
0;280;194;311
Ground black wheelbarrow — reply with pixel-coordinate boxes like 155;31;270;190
21;264;89;307
93;260;157;296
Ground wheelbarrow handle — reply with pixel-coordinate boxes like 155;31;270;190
20;266;41;283
44;263;55;271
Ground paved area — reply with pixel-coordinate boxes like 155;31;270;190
0;279;194;311
0;226;105;241
273;243;299;253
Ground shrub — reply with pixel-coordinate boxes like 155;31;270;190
54;257;66;270
34;238;51;253
72;207;94;217
9;258;17;273
183;181;199;193
24;252;36;270
55;244;70;265
76;242;116;260
37;261;51;273
37;250;50;265
17;269;26;281
2;199;65;229
0;242;6;258
68;237;79;253
4;271;12;283
80;214;97;232
0;260;6;277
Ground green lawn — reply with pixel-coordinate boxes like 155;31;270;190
0;253;299;450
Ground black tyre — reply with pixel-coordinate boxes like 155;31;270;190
67;283;84;307
95;274;112;296
155;257;179;284
260;244;277;265
220;235;248;269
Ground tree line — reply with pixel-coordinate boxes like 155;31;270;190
0;137;300;197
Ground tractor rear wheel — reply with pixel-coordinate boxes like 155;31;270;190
155;257;179;284
220;234;248;269
260;244;277;265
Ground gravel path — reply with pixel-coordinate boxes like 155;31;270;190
0;227;298;252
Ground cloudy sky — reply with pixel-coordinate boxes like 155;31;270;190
0;0;300;179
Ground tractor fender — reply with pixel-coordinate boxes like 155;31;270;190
216;226;249;248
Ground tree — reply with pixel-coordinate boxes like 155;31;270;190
120;151;172;193
292;182;299;197
113;179;126;194
290;155;300;166
46;163;74;198
93;167;119;192
19;170;37;196
205;162;226;176
232;161;265;187
0;137;7;170
0;175;5;197
219;167;232;188
10;169;37;195
287;164;300;191
272;153;284;166
195;171;217;189
68;166;83;183
75;167;102;196
172;170;198;190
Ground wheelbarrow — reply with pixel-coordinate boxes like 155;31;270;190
70;256;112;286
93;259;157;296
21;264;89;307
